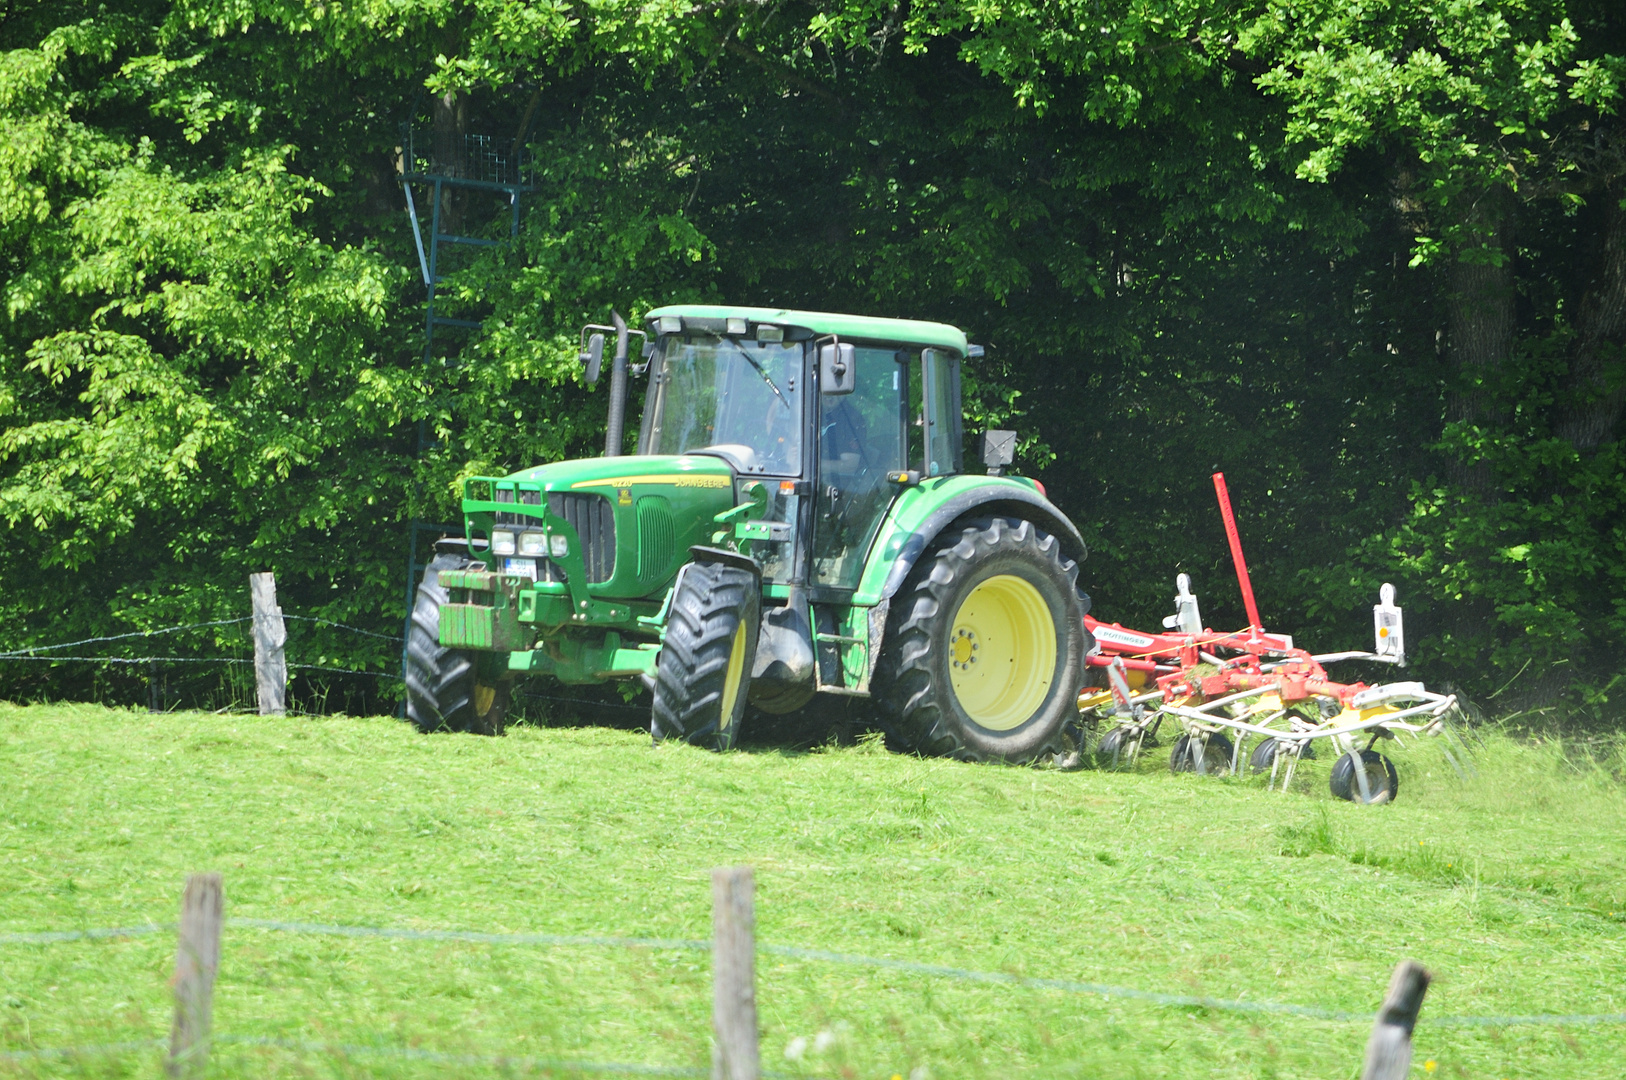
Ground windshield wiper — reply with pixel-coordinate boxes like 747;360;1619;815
731;343;792;410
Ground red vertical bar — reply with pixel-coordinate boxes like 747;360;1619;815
1212;472;1263;631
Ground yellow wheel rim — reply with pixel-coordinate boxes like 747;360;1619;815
474;683;496;716
718;621;749;729
947;573;1056;731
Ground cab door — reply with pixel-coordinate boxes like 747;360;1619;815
810;347;910;592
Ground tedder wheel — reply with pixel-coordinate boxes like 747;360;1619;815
1329;749;1399;804
882;517;1086;763
651;561;760;752
1249;737;1316;773
1170;732;1235;776
404;552;511;736
1096;725;1140;768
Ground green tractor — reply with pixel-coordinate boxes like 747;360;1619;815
405;305;1095;761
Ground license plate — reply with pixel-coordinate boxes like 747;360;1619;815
503;557;537;580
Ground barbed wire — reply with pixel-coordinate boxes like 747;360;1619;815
4;917;1623;1028
0;655;254;666
288;663;402;680
0;619;253;659
0;1039;161;1063
282;615;403;642
0;656;402;683
233;918;708;951
0;618;652;708
0;612;403;687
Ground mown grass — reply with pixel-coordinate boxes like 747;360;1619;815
2;703;1624;1078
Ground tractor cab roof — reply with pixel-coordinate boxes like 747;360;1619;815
644;304;968;356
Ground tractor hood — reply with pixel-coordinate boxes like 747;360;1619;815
460;454;739;602
505;453;735;495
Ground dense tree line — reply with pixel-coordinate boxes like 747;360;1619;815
1;1;1622;716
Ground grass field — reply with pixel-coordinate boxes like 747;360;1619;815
2;703;1624;1078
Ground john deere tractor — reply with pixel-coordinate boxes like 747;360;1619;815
404;305;1094;761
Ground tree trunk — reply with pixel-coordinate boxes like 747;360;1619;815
431;88;468;234
1444;203;1515;492
1557;186;1626;451
431;89;468;179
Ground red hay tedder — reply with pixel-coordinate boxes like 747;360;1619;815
1075;473;1463;803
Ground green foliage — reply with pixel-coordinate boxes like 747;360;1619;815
0;0;1622;712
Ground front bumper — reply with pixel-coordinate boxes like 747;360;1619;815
437;568;661;684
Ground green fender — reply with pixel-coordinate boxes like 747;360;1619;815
850;474;1089;610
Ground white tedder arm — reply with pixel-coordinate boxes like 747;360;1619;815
1162;572;1204;635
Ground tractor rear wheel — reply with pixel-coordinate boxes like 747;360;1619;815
404;553;511;736
651;561;760;752
882;517;1086;763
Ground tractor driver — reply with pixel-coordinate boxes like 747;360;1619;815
820;395;871;482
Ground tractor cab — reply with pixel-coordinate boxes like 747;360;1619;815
635;307;967;594
407;305;1093;763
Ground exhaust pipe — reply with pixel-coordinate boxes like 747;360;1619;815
604;310;630;457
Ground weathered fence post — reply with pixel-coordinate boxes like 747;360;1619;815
249;572;287;716
167;873;224;1079
1361;960;1431;1080
712;865;760;1080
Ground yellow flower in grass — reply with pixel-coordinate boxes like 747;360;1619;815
1423;1061;1437;1073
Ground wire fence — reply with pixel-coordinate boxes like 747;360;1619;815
0;606;398;705
0;607;644;719
3;915;1624;1030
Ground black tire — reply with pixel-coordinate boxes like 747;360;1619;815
404;553;510;736
651;562;760;751
1169;732;1235;776
881;517;1087;764
1330;750;1399;804
1249;736;1316;772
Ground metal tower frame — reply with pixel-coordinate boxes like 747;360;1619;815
396;124;532;689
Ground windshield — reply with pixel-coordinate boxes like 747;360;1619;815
644;335;804;474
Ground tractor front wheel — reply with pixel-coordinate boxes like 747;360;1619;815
882;517;1086;763
651;561;760;752
404;553;511;736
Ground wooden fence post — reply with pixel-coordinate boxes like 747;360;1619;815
712;865;760;1080
167;873;224;1079
249;572;287;716
1361;960;1431;1080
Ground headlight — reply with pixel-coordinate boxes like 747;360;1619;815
519;531;547;556
491;529;516;555
549;534;569;558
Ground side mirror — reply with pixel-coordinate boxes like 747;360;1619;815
819;342;856;395
580;333;604;385
980;429;1016;475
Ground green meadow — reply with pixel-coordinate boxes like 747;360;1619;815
2;703;1623;1078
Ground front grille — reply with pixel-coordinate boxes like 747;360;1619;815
489;487;616;584
495;488;519;525
636;496;677;583
548;491;616;583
